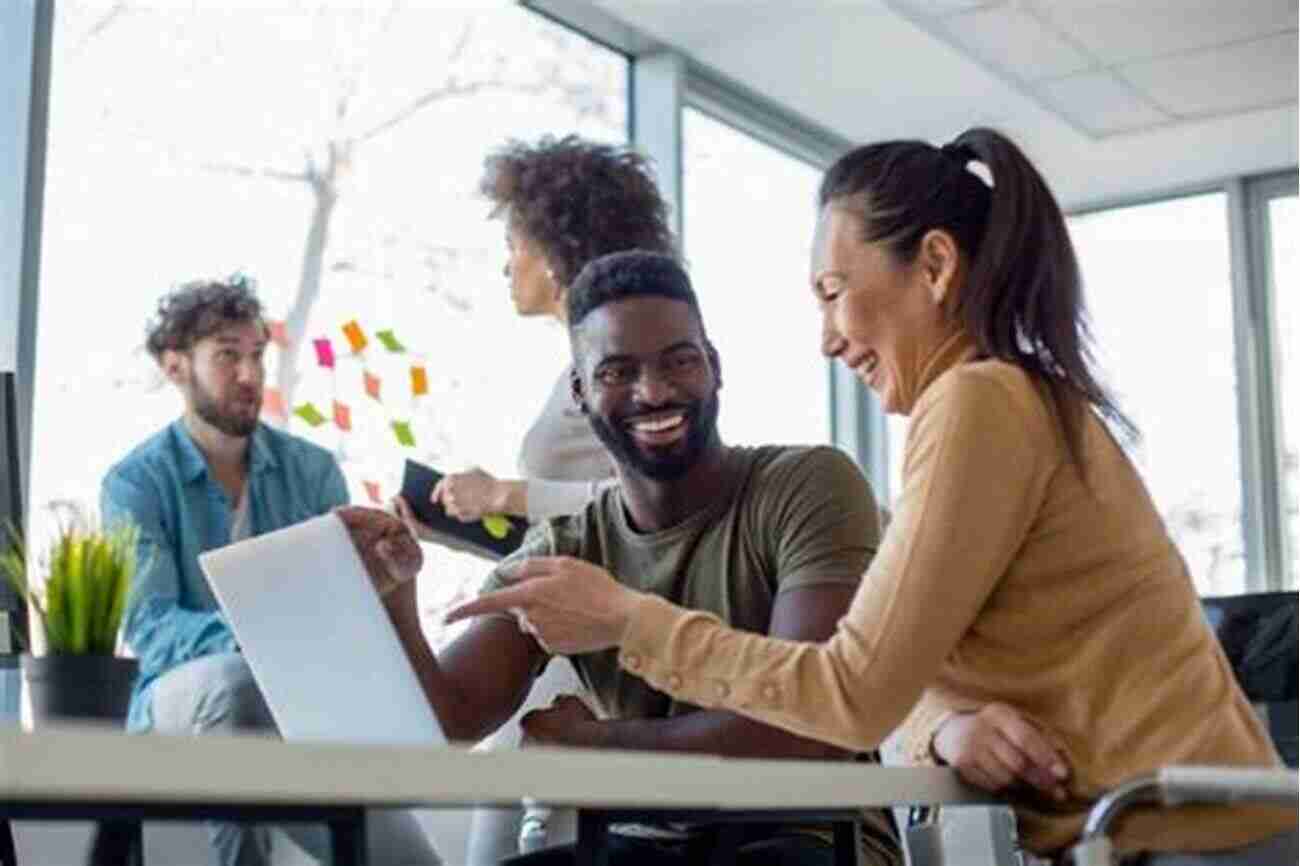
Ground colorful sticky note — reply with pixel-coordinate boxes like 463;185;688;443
332;400;352;432
375;329;406;353
482;514;510;540
391;420;415;447
410;365;428;396
293;402;327;427
312;338;335;369
363;480;382;504
341;320;367;353
266;320;289;348
364;371;382;401
262;386;287;420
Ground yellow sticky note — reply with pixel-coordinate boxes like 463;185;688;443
410;365;428;396
482;514;510;539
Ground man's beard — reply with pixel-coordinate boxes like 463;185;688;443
587;391;720;482
190;375;261;438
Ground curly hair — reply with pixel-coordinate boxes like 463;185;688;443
144;274;265;361
478;135;677;288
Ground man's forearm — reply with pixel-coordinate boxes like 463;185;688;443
382;582;540;743
578;709;850;760
382;586;502;742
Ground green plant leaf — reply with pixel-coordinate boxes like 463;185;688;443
88;536;113;653
12;511;141;655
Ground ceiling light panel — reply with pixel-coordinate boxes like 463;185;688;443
943;5;1095;80
1035;70;1169;134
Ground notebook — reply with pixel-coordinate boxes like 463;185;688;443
200;512;446;746
399;458;528;561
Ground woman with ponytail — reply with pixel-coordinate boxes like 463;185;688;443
448;129;1296;862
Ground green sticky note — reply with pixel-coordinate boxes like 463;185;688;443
293;402;327;427
375;329;406;353
482;514;510;539
391;420;415;447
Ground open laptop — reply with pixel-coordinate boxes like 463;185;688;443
200;512;446;746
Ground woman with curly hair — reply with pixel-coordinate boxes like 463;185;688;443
393;134;676;864
401;134;675;528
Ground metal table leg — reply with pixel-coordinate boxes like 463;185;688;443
574;810;609;866
0;819;16;866
328;808;367;866
86;819;142;866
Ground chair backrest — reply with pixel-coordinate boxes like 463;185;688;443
1201;591;1298;767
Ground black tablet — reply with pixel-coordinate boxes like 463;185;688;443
399;459;528;560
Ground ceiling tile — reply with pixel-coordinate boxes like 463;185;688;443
1035;70;1170;134
943;5;1096;81
1031;0;1298;65
1121;33;1298;117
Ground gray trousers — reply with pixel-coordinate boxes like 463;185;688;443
465;661;583;866
149;652;442;866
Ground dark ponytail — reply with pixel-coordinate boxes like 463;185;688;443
819;127;1137;471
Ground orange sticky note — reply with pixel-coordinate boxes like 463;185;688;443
262;387;287;420
410;365;428;396
332;400;352;432
364;371;382;401
341;320;367;354
363;480;382;504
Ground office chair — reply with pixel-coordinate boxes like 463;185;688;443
904;590;1299;866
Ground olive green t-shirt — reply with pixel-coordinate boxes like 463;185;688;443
482;444;880;722
481;444;899;863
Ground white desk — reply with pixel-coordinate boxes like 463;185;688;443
0;725;993;865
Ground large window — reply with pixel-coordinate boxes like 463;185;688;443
681;108;830;447
30;1;627;642
1267;192;1298;588
1068;194;1244;595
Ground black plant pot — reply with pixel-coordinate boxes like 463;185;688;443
21;653;138;726
21;654;143;866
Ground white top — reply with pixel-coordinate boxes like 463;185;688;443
516;366;616;521
229;485;251;542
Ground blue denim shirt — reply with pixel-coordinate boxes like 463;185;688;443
101;420;348;731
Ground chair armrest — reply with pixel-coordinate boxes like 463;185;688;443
1157;766;1298;806
1068;766;1299;866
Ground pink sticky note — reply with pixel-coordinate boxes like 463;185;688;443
364;371;382;401
313;338;335;369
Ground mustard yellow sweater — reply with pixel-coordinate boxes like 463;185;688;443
617;336;1295;855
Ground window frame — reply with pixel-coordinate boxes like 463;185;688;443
1240;171;1299;589
10;0;1298;593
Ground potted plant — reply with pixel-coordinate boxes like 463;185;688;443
1;504;140;725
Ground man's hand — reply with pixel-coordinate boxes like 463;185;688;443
335;505;423;597
444;556;640;655
391;495;435;543
520;695;602;748
932;703;1070;800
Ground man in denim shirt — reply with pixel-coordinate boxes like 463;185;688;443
102;276;438;866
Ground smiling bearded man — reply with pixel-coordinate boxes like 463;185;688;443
352;250;900;866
